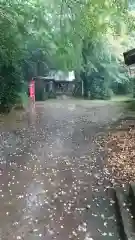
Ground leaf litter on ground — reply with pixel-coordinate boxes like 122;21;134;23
105;119;135;184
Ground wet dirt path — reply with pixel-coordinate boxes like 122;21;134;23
0;100;125;240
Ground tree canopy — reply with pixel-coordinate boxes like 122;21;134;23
0;0;134;106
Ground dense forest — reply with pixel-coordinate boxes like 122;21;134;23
0;0;135;108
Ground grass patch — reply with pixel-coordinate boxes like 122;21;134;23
14;92;29;110
124;99;135;111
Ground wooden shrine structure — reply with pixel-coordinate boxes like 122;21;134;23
33;71;75;101
123;48;135;66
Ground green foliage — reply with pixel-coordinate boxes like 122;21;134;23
0;0;134;106
0;0;55;109
0;64;22;111
44;0;132;99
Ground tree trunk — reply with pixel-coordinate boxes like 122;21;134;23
80;71;88;98
81;39;89;98
133;79;135;98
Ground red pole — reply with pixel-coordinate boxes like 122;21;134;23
29;80;35;100
29;79;35;109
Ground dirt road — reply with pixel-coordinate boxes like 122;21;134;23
0;100;125;240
